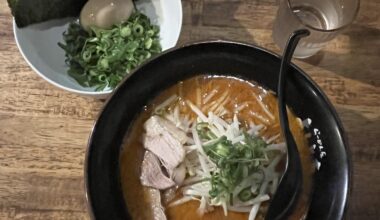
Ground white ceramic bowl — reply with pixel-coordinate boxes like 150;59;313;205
14;0;182;97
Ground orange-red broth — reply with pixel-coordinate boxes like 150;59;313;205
120;76;314;220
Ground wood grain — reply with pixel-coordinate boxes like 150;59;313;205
0;0;379;219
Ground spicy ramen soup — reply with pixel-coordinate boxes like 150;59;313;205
120;75;314;220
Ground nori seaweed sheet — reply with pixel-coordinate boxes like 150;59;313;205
8;0;88;28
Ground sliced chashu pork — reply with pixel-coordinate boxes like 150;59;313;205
143;116;186;170
144;116;188;144
140;151;175;190
147;188;167;220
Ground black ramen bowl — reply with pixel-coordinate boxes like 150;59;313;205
85;41;350;220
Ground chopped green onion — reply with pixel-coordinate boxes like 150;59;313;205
99;59;109;69
120;26;131;37
58;12;162;90
98;74;107;82
238;187;254;202
145;38;153;49
196;122;269;201
133;24;144;36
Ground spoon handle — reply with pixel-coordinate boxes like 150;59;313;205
265;29;310;220
278;29;310;159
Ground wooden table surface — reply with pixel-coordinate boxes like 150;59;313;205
0;0;379;219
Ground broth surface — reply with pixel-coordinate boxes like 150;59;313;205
120;76;314;220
